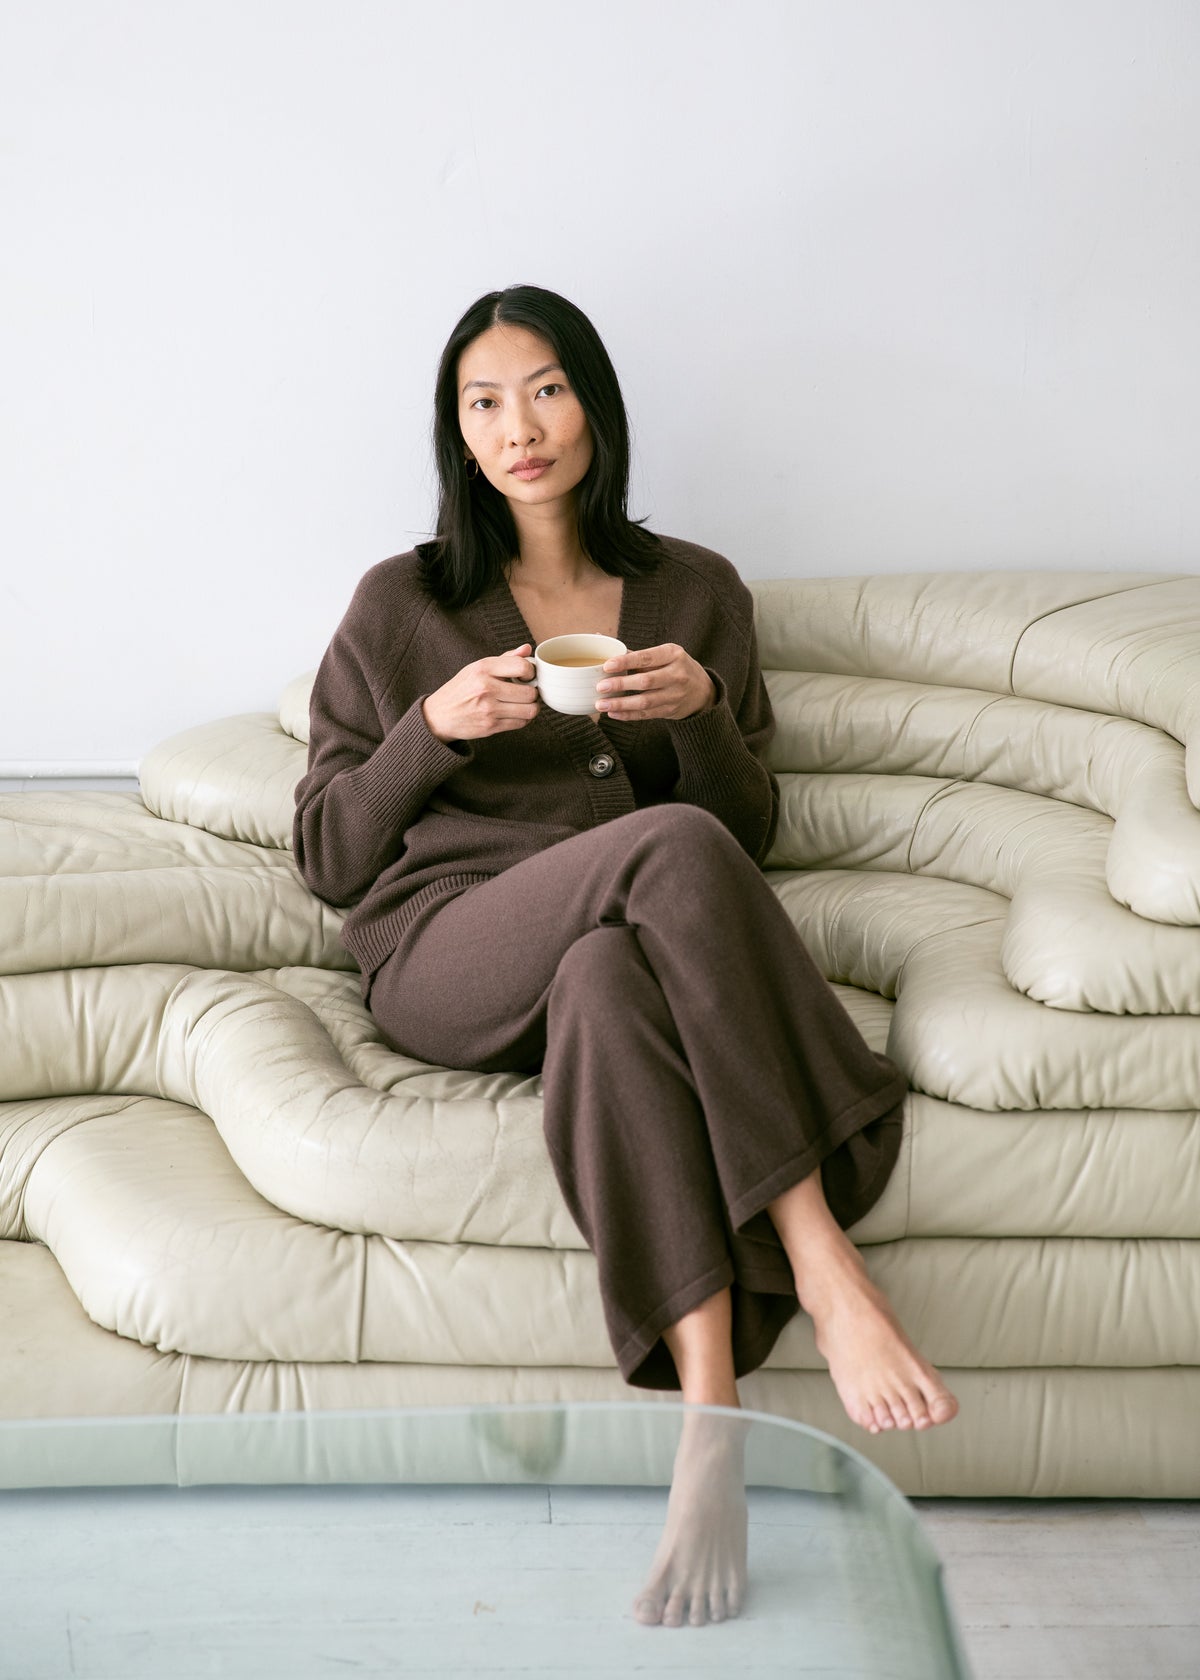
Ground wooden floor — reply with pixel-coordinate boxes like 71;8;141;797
2;1484;1198;1679
911;1497;1200;1679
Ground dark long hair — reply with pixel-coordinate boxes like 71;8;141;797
414;284;663;609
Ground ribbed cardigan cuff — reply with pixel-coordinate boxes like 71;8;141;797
349;696;474;832
665;666;758;794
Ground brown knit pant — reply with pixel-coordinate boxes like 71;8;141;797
366;804;906;1391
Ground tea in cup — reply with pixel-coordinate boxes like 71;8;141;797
532;633;627;715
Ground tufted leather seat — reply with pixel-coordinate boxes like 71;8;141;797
2;569;1199;1496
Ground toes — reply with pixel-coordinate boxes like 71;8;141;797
887;1394;915;1430
708;1586;727;1623
929;1390;959;1423
662;1587;688;1628
688;1593;708;1627
632;1592;663;1625
901;1379;932;1428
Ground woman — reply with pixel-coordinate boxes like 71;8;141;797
293;284;958;1628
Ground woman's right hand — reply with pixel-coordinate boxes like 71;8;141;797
421;644;541;743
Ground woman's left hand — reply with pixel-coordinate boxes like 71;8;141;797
594;644;717;720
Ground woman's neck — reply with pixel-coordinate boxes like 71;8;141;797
505;498;597;591
505;551;600;593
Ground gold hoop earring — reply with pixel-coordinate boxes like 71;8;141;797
465;457;479;479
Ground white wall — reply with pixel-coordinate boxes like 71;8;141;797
2;0;1197;775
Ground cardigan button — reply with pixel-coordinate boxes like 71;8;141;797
588;753;615;778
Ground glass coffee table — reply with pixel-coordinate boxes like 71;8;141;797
0;1401;972;1678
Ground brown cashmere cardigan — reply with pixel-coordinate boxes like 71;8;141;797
293;533;781;990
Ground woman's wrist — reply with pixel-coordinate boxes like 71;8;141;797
421;697;450;743
694;675;718;715
678;671;718;719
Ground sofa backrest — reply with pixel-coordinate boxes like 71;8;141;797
136;570;1200;932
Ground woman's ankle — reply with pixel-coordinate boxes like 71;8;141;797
661;1285;739;1407
679;1381;741;1410
791;1230;871;1319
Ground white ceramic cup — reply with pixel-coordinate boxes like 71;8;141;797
532;633;627;716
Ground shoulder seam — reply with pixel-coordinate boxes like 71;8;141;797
375;590;440;713
659;540;753;648
347;554;435;710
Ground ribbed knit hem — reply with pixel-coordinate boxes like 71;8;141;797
343;871;496;978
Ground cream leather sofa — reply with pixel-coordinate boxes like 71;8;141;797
3;570;1199;1498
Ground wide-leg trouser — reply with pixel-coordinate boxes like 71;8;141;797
366;804;906;1391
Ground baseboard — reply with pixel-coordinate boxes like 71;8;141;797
0;764;140;793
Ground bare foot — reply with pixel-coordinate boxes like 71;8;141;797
632;1409;749;1627
799;1239;959;1437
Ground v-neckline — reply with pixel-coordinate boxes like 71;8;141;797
482;559;661;674
498;569;627;655
475;555;664;755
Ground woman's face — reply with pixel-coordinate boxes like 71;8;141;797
457;323;594;506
